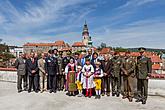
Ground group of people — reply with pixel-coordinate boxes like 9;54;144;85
15;47;152;104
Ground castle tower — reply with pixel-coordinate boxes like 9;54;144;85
82;21;90;46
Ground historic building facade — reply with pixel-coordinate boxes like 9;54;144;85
23;40;71;54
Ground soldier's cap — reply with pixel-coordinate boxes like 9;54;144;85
48;49;53;54
138;47;146;52
77;66;82;69
67;50;72;55
95;61;101;65
59;51;63;55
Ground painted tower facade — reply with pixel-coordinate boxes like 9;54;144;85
82;21;93;47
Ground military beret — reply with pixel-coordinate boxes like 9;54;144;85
67;50;72;55
138;47;146;52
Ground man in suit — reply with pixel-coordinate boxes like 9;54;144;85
100;54;112;96
26;52;39;93
15;53;28;93
45;50;58;93
38;53;47;93
136;47;152;104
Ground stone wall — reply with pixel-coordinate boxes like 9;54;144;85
0;68;17;82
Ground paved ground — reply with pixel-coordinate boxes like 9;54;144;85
0;81;165;110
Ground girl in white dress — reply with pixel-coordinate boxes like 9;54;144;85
82;58;94;98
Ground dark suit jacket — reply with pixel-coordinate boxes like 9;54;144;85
100;60;112;76
26;58;39;76
45;56;58;76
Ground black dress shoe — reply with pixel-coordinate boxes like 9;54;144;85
142;100;146;104
35;90;39;93
112;93;115;96
116;94;120;97
95;95;98;99
135;99;141;102
98;95;101;99
49;90;53;93
28;90;31;93
18;90;22;93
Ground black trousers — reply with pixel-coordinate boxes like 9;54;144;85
17;75;28;91
101;76;111;94
28;74;39;91
48;75;57;91
137;79;148;100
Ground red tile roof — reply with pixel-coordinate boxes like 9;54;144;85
152;64;161;70
0;67;16;71
100;48;111;54
24;40;66;47
72;42;86;47
149;55;162;63
54;40;65;46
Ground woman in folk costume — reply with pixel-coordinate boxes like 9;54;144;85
82;58;95;98
65;58;77;96
94;61;104;99
75;66;84;97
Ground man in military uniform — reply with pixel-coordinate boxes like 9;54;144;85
121;51;136;102
111;52;122;97
15;53;28;93
136;47;152;104
57;51;65;91
45;50;59;93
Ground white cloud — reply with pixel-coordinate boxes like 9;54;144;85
93;18;165;48
0;0;96;45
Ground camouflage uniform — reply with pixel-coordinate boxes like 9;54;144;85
111;56;122;97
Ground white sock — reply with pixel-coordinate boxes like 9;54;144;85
98;90;101;95
96;90;98;95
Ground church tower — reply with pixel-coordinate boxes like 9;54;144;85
82;21;90;46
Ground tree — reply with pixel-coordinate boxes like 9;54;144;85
113;47;128;52
101;42;106;48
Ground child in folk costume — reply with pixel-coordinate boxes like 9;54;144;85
94;62;104;99
76;66;84;97
82;58;95;98
65;58;77;96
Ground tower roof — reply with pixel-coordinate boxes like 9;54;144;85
82;20;89;35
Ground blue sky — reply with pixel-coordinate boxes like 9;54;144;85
0;0;165;48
